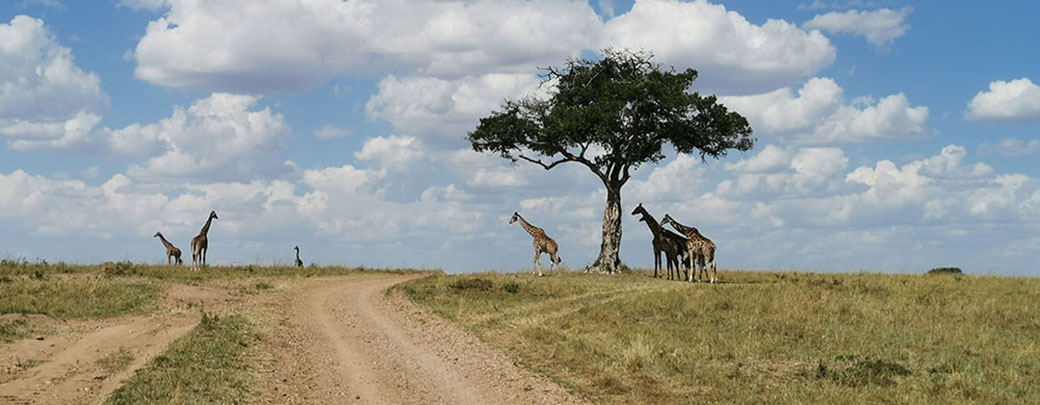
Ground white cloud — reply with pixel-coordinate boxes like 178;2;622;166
354;135;425;170
721;77;929;145
0;15;108;150
122;93;291;181
602;0;835;94
803;7;913;52
132;0;600;92
980;138;1040;157
965;78;1040;123
366;73;542;147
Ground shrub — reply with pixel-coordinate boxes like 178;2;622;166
449;278;493;291
927;267;963;275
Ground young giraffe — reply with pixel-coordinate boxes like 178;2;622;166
509;212;561;276
631;203;686;280
153;231;183;265
661;214;718;283
190;210;218;270
294;246;303;268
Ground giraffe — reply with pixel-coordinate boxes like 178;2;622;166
190;210;218;270
509;212;561;276
631;203;686;280
661;214;718;283
294;246;303;268
153;231;183;265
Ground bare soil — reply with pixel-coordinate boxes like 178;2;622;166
256;273;585;404
0;282;236;404
0;274;584;404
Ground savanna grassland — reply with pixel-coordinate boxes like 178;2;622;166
2;259;1038;404
397;270;1040;404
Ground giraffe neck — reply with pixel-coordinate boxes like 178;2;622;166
639;212;664;237
669;219;696;237
295;249;301;261
515;215;542;237
157;234;174;249
199;216;214;236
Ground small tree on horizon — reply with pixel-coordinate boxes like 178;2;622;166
467;49;754;274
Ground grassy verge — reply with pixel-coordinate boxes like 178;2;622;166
0;259;431;283
0;277;160;319
105;312;259;404
398;270;1040;404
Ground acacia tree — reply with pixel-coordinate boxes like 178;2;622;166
468;49;754;274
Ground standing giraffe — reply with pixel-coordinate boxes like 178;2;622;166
509;212;561;276
631;203;687;280
153;231;183;265
190;210;218;270
661;214;718;283
294;246;303;268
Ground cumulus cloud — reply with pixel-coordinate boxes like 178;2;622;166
0;15;108;150
132;0;600;92
720;77;929;145
365;73;543;147
602;0;835;94
980;138;1040;157
803;7;912;52
120;93;291;181
354;135;425;170
965;78;1040;123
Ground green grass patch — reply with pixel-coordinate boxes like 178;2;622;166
105;312;258;404
0;259;433;283
398;270;1040;404
0;319;38;342
0;278;160;319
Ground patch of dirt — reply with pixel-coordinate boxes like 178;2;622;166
257;274;585;404
0;282;241;404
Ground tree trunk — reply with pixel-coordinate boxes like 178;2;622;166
590;183;623;274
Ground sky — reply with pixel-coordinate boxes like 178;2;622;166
1;0;1039;275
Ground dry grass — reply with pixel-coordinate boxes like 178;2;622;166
398;270;1040;404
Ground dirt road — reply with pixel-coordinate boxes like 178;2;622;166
258;274;584;404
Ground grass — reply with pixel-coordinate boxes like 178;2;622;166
0;258;428;283
397;270;1040;404
0;319;39;342
97;347;135;374
104;312;259;404
0;277;161;319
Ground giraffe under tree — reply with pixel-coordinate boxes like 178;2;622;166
631;203;687;280
509;212;562;276
190;210;218;270
153;231;183;265
661;214;718;283
467;50;754;274
294;246;303;268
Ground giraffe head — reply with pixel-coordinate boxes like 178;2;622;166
661;214;675;227
209;211;219;220
631;203;649;221
509;212;520;224
294;246;299;252
153;231;162;238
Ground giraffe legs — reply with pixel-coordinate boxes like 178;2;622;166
533;251;543;277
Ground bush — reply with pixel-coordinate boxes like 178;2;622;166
449;278;493;291
927;267;963;275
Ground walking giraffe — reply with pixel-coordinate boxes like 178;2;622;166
661;214;718;283
509;212;561;276
190;211;218;270
631;203;687;280
294;246;303;268
153;231;183;265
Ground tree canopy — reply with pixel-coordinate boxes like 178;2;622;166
468;49;754;273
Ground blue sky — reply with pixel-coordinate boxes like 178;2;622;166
2;0;1039;275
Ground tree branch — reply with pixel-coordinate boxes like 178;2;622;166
517;154;574;171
